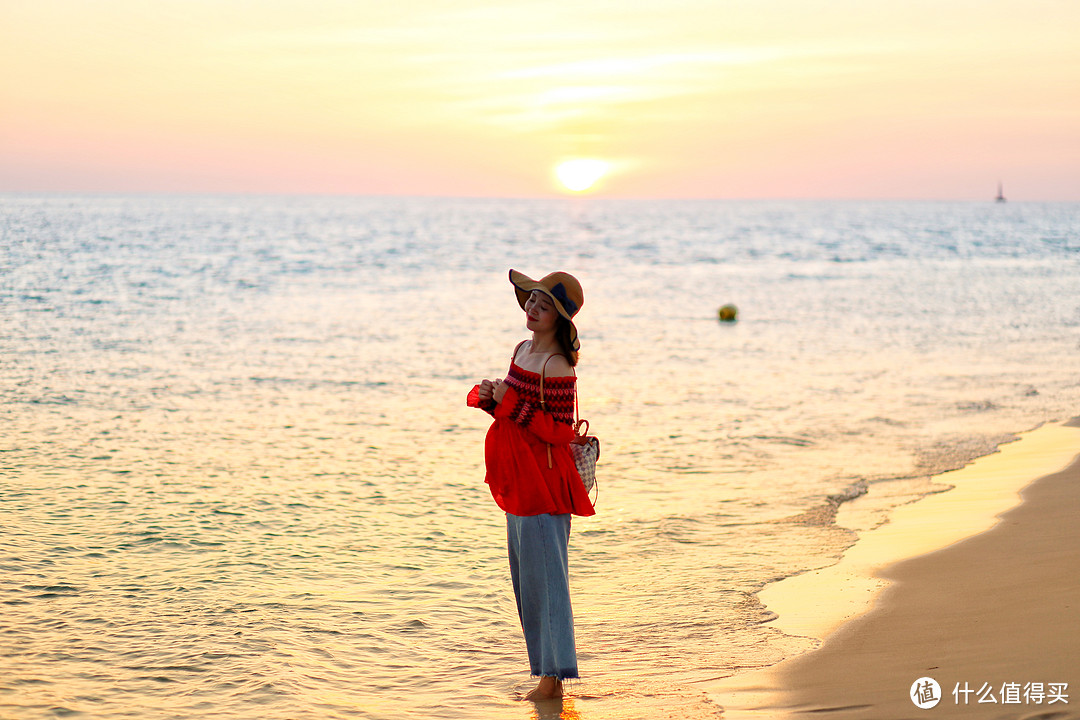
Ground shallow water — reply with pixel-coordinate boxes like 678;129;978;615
2;195;1079;718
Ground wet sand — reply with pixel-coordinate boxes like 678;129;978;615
706;418;1080;719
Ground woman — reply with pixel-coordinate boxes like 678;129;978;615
467;269;595;701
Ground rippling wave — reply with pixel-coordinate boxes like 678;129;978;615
2;195;1078;719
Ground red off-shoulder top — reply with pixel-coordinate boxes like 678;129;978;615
468;360;595;517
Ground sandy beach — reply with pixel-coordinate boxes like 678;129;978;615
708;418;1080;719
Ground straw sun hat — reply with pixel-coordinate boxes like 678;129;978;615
509;269;583;352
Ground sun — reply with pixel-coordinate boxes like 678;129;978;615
555;159;609;193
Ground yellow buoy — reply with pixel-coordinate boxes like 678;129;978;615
718;304;738;322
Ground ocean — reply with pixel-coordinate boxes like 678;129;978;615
3;194;1079;719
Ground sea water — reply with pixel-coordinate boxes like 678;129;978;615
2;195;1078;719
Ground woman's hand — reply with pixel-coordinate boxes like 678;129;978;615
479;378;507;404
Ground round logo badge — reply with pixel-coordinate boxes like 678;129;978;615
911;677;942;709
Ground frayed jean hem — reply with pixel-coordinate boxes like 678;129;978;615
531;668;580;681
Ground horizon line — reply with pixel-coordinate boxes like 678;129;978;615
0;189;1066;204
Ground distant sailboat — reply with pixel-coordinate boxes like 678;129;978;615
995;182;1006;203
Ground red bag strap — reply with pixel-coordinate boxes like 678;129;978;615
538;353;553;409
538;352;580;468
539;354;553;468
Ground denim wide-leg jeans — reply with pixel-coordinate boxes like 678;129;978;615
506;512;579;680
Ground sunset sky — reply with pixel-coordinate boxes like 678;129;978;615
2;0;1078;200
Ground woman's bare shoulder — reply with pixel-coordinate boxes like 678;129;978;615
543;353;574;378
512;340;531;364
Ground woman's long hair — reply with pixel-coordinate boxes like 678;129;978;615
556;316;578;367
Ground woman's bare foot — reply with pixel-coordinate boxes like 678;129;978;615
524;676;563;701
